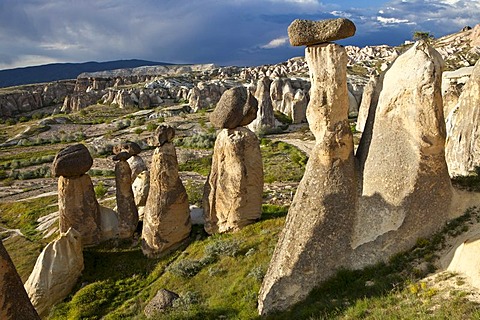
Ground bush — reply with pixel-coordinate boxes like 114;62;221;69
94;182;108;199
146;122;158;132
176;132;216;149
168;259;206;278
204;238;240;258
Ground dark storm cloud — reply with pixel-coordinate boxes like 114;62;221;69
0;0;478;69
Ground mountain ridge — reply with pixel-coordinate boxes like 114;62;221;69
0;59;173;88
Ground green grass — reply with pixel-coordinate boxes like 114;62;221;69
260;139;307;183
178;155;212;176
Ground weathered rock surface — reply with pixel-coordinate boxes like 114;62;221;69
291;89;308;124
356;73;385;133
52;144;93;177
203;127;263;234
113;141;142;156
353;41;453;265
127;155;148;182
258;43;356;315
114;153;139;238
0;240;40;320
58;174;102;245
209;86;258;129
445;59;480;176
288;18;356;46
144;289;179;318
142;142;191;257
24;228;83;317
442;66;473;117
248;77;276;133
132;171;150;215
151;124;175;146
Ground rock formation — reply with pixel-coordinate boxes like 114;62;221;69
24;228;83;317
113;151;139;238
144;289;179;318
353;41;452;265
248;77;276;133
52;144;101;245
259;18;357;315
142;125;191;257
203;86;263;234
0;240;40;320
287;18;356;46
445;59;480;176
291;89;308;124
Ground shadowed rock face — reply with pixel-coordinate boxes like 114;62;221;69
141;142;191;258
209;86;258;129
114;154;139;238
113;141;142;156
288;18;356;46
0;240;41;320
258;42;356;315
203;127;263;234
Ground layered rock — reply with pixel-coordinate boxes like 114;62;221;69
445;59;480;176
248;77;276;133
113;152;139;238
53;144;101;245
258;41;356;315
0;240;40;319
353;41;453;265
24;228;83;316
204;87;263;234
141;126;191;257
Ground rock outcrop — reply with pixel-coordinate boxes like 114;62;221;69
141;126;191;257
113;151;139;238
353;41;453;265
445;59;480;176
248;77;276;133
24;228;83;317
258;26;356;314
53;144;101;245
204;87;263;234
0;240;40;320
144;289;179;318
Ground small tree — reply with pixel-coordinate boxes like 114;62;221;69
413;31;434;42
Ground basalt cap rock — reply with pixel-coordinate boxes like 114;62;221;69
113;151;131;161
52;144;93;177
210;86;258;129
112;141;142;156
288;18;356;46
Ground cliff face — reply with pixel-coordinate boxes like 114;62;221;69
0;81;75;118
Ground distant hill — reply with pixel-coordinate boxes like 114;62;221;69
0;59;173;88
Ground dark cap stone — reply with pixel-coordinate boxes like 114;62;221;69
52;144;93;177
210;86;258;129
288;18;356;46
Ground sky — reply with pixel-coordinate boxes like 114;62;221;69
0;0;479;70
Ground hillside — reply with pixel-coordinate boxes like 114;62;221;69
0;59;173;88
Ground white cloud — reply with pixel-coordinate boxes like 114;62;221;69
377;16;410;24
261;37;289;49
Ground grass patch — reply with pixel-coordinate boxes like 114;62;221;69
261;139;307;183
179;155;212;176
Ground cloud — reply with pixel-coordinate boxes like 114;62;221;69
261;37;289;49
0;0;478;69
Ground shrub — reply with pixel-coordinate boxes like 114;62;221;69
204;238;240;258
176;132;216;149
94;182;108;199
146;122;158;132
168;259;205;278
184;179;204;207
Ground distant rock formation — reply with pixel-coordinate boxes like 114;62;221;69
248;77;276;133
259;18;357;315
204;86;263;234
0;81;75;118
445;59;480;176
53;144;102;245
0;240;40;319
142;125;191;257
24;228;83;317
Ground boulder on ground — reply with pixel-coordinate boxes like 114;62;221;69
144;289;179;318
51;144;93;177
0;241;40;320
24;228;83;317
288;18;356;46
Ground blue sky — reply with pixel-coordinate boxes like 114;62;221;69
0;0;479;69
